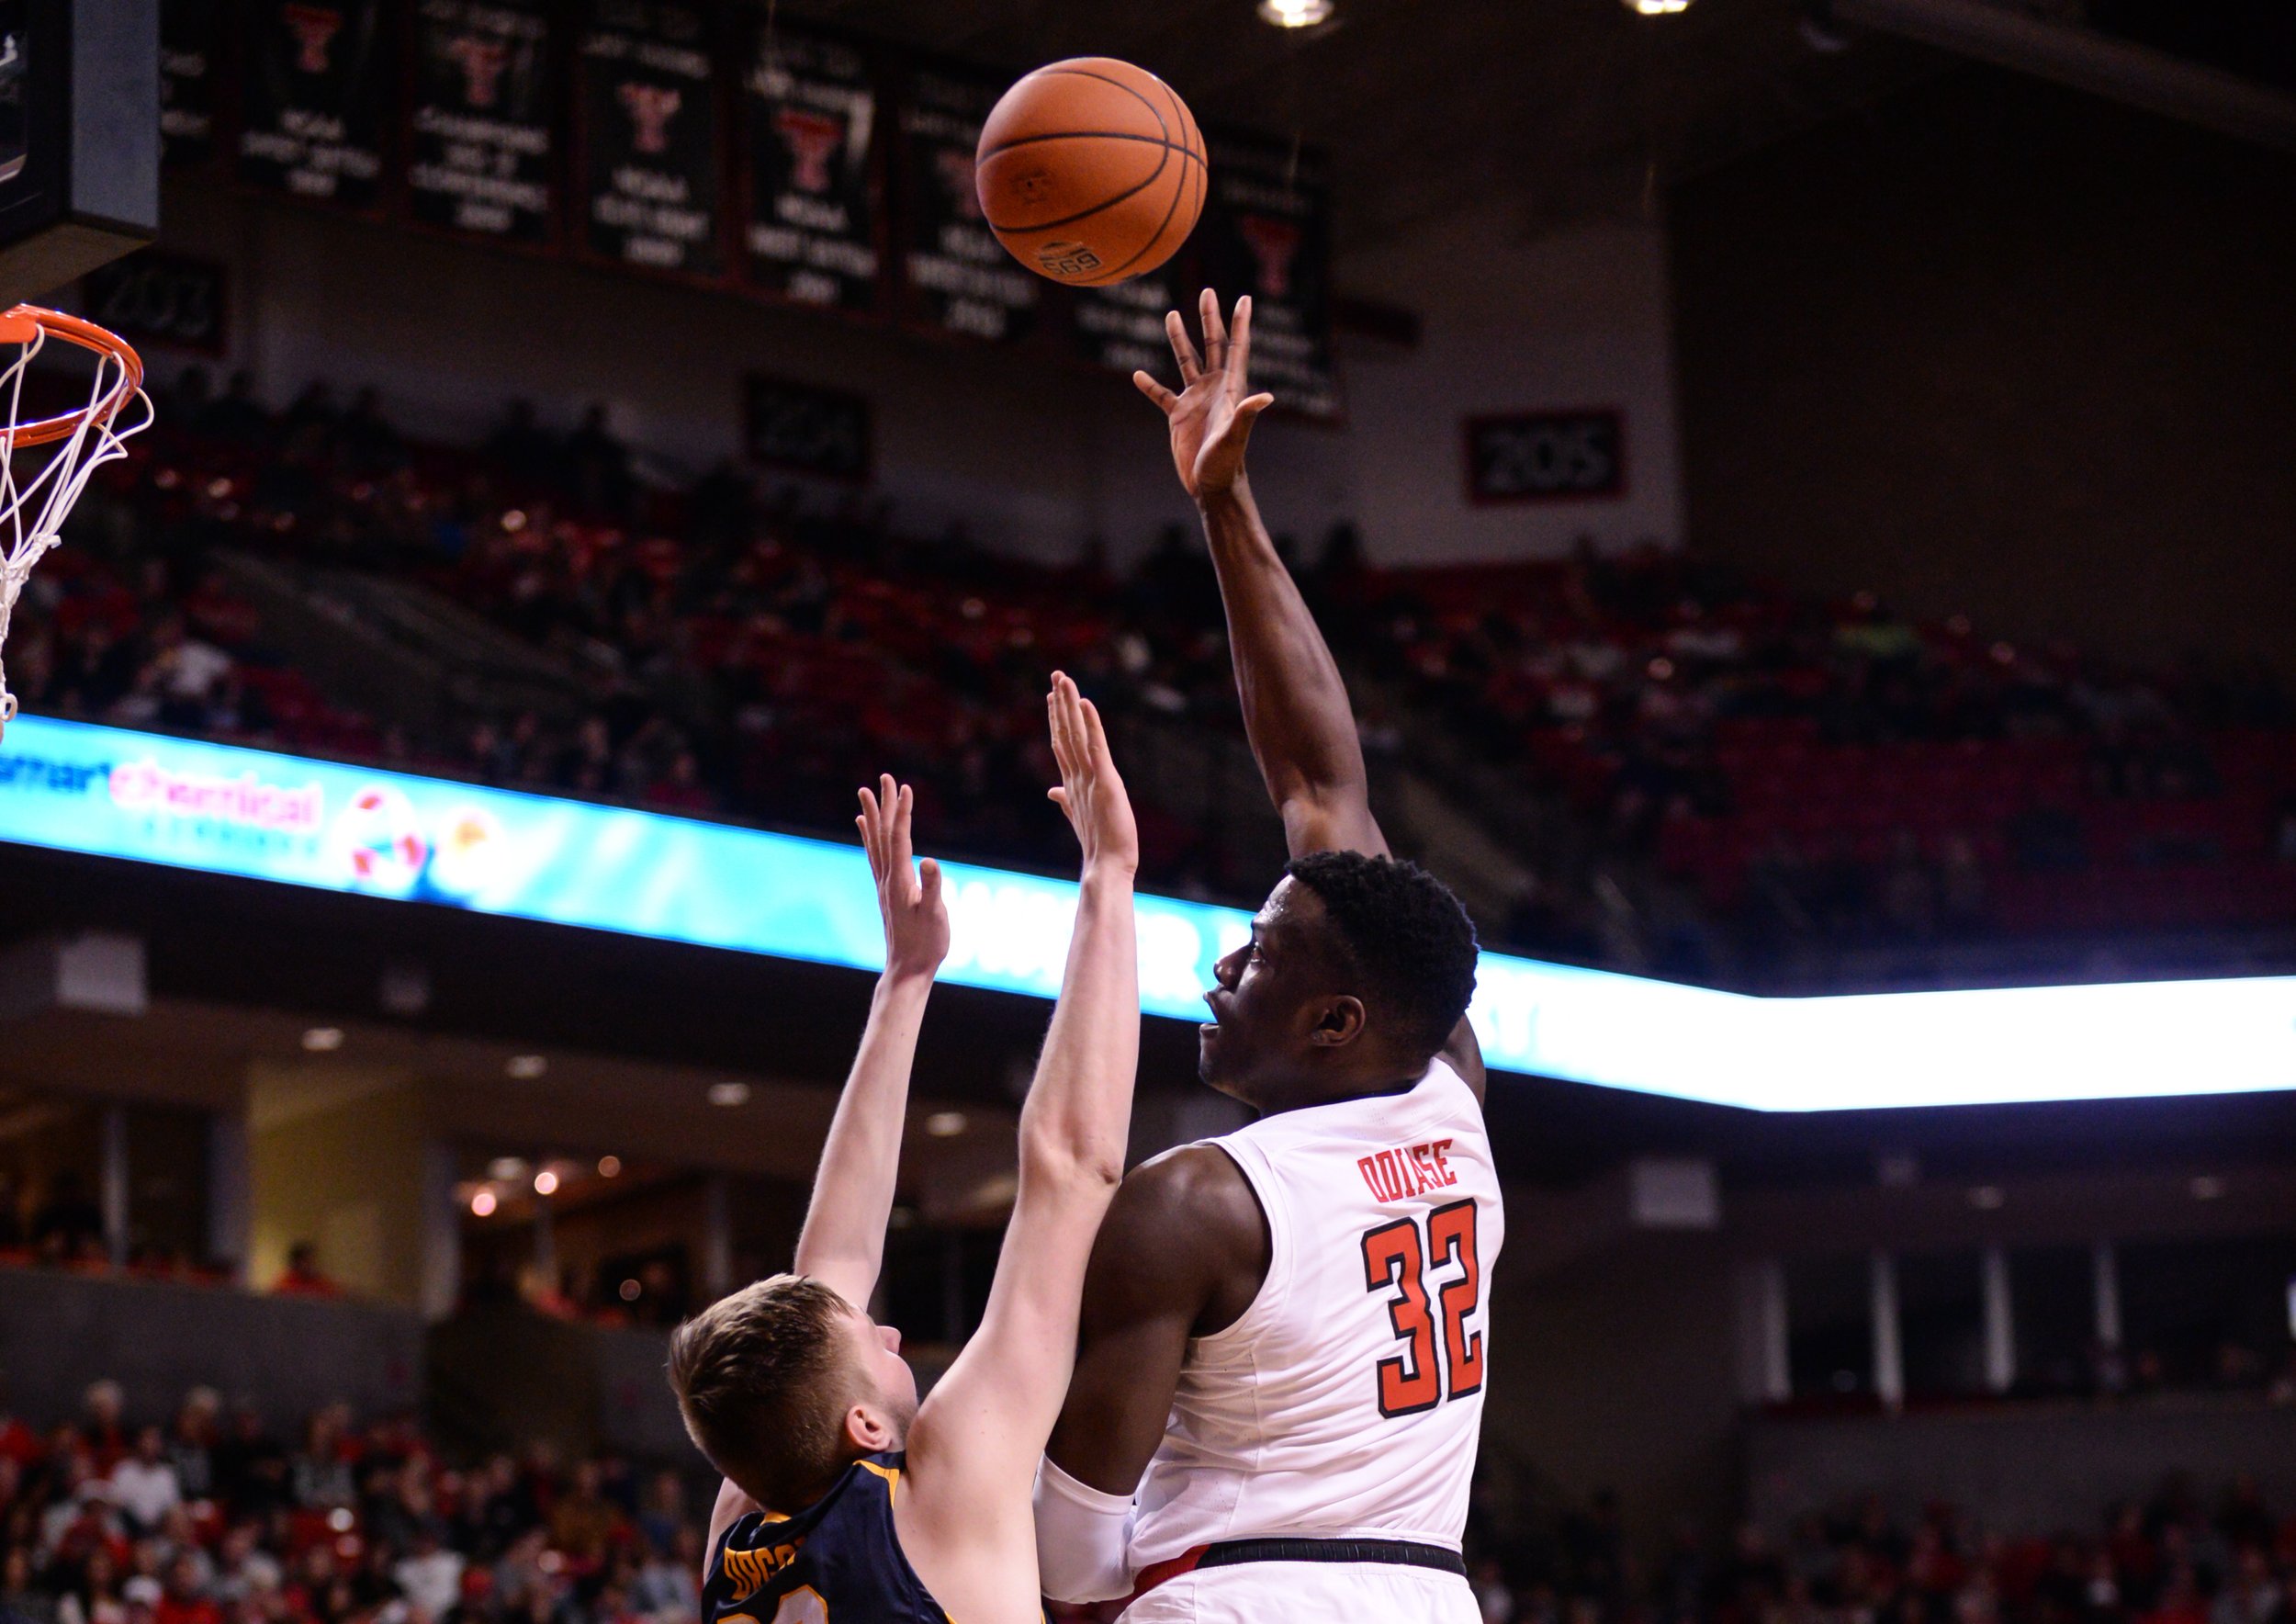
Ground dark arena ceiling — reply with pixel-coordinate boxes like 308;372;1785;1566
780;0;1940;249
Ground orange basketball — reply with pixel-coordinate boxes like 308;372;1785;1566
974;58;1207;288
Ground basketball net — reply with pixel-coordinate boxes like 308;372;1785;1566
0;305;153;740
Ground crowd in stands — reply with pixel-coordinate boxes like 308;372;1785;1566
21;366;2296;963
7;1380;2291;1624
0;1382;704;1624
1617;1476;2296;1624
1349;555;2296;959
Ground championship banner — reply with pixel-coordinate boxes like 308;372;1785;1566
738;21;879;311
237;0;395;209
1198;133;1339;419
160;0;218;167
897;63;1037;344
576;0;723;278
407;0;555;244
1068;264;1192;379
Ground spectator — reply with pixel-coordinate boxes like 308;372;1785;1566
546;1461;621;1571
1;1548;55;1624
163;1393;217;1505
626;1529;699;1624
393;1521;467;1620
80;1383;128;1472
30;1176;105;1265
148;1556;216;1624
107;1429;182;1535
272;1243;340;1300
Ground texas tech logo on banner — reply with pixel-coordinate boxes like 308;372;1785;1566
740;21;881;312
282;4;342;73
934;148;983;222
619;83;682;153
407;0;556;244
1199;132;1338;419
239;0;392;209
445;36;509;107
776;108;842;196
577;0;723;278
1237;214;1302;300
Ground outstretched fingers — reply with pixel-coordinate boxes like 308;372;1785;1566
1077;693;1112;773
1199;288;1229;371
1165;310;1202;383
886;776;914;879
1132;370;1178;412
1228;295;1254;390
857;784;883;874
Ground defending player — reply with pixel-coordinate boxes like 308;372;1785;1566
1032;293;1502;1622
673;673;1141;1624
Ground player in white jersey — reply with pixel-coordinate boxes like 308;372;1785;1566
1032;290;1501;1622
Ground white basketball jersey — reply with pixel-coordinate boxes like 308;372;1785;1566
1127;1057;1503;1567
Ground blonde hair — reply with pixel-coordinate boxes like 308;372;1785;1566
667;1275;861;1512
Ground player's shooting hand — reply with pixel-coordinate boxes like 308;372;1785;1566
1133;288;1276;503
1046;672;1140;877
857;774;949;979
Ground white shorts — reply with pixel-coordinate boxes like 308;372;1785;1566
1120;1561;1480;1622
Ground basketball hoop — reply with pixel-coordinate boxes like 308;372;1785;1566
0;304;152;739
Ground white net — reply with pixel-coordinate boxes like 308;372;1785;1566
0;313;153;736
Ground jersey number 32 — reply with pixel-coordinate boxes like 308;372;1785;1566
1360;1198;1484;1417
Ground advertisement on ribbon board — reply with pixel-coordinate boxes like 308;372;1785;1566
5;716;2294;1114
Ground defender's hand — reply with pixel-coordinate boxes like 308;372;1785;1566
1133;288;1276;502
857;775;949;978
1046;673;1140;876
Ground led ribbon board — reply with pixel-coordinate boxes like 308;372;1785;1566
2;716;2291;1111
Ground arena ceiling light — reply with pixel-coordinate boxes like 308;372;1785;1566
7;715;2296;1115
1257;0;1334;28
1623;0;1694;13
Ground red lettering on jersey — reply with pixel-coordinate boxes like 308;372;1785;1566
1359;1139;1462;1201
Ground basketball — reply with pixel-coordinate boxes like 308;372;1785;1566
974;57;1207;287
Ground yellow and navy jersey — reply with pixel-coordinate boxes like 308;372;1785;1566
703;1452;952;1624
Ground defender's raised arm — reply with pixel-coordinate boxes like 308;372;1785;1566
895;673;1142;1622
790;776;949;1309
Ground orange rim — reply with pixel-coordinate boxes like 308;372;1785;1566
0;304;146;448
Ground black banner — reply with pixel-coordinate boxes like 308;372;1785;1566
159;0;217;167
576;1;722;278
1069;265;1190;378
407;0;555;244
738;22;878;311
1465;412;1626;503
237;0;394;209
84;251;229;355
1198;134;1338;419
745;375;871;481
897;64;1036;344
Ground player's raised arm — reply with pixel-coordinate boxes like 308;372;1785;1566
1137;288;1385;862
895;674;1141;1620
791;776;949;1311
1141;291;1484;1092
